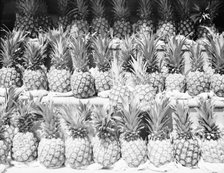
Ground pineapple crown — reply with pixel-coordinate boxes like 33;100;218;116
171;101;193;139
137;0;153;19
191;0;222;25
197;98;221;140
189;43;205;72
203;31;224;74
16;0;40;16
164;36;186;74
23;35;48;70
92;33;113;72
175;0;191;19
112;0;130;21
156;0;174;21
37;0;49;15
0;29;27;68
92;106;119;140
145;97;172;140
91;0;106;18
60;101;92;139
136;32;160;73
114;94;145;140
71;0;89;19
69;34;90;72
48;28;72;70
57;0;70;15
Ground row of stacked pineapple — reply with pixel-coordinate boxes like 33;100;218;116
13;0;223;40
1;26;224;99
0;87;224;169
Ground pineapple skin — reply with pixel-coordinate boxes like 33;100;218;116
113;20;132;39
165;73;185;92
70;20;90;35
71;72;96;99
157;21;176;38
186;71;210;96
92;136;121;167
0;140;10;164
12;132;38;162
134;19;155;34
120;135;147;167
148;73;165;93
201;139;224;163
95;71;112;93
147;139;173;167
0;67;22;88
91;17;110;35
210;74;224;97
38;138;65;168
48;68;71;93
173;138;201;167
65;137;92;168
177;18;195;38
23;69;48;91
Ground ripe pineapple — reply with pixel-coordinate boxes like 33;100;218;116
197;98;224;163
47;28;72;93
186;43;210;96
114;95;147;167
70;35;96;98
70;0;90;35
92;34;113;93
0;30;26;88
172;101;201;167
37;101;65;168
203;32;224;97
191;0;221;39
134;0;155;34
176;0;195;38
60;104;92;168
112;0;132;39
23;35;48;91
145;96;173;167
156;0;176;38
91;0;110;35
164;36;186;92
12;99;38;162
92;106;120;168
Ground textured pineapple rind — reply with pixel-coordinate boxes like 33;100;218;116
210;74;224;97
134;19;154;33
95;71;112;93
23;69;48;91
38;138;65;168
12;132;38;162
109;86;131;107
0;140;9;164
165;74;185;92
157;21;176;38
70;20;89;35
173;138;201;167
0;67;22;88
48;68;71;93
65;137;92;168
92;136;121;167
113;20;132;39
133;84;157;103
177;18;195;37
147;139;173;167
91;17;110;35
201;139;224;163
120;137;147;167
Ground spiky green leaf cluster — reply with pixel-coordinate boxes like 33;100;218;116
137;0;153;19
91;0;106;18
112;0;130;20
72;0;89;19
175;0;191;19
16;0;40;16
157;0;174;21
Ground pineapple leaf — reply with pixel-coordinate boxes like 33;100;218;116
112;0;130;20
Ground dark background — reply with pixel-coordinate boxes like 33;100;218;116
0;0;224;32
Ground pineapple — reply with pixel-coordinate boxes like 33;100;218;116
0;118;9;164
91;0;110;35
203;32;224;97
134;0;155;34
171;101;201;167
14;0;41;38
145;96;173;167
0;30;26;88
37;101;65;168
156;0;176;39
186;43;210;96
114;94;147;167
109;55;131;107
22;35;48;91
92;106;120;168
112;0;132;39
12;99;39;162
70;35;96;98
92;33;113;93
164;36;186;92
197;98;224;163
191;0;221;39
70;0;90;35
60;103;92;168
47;28;72;93
176;0;195;38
